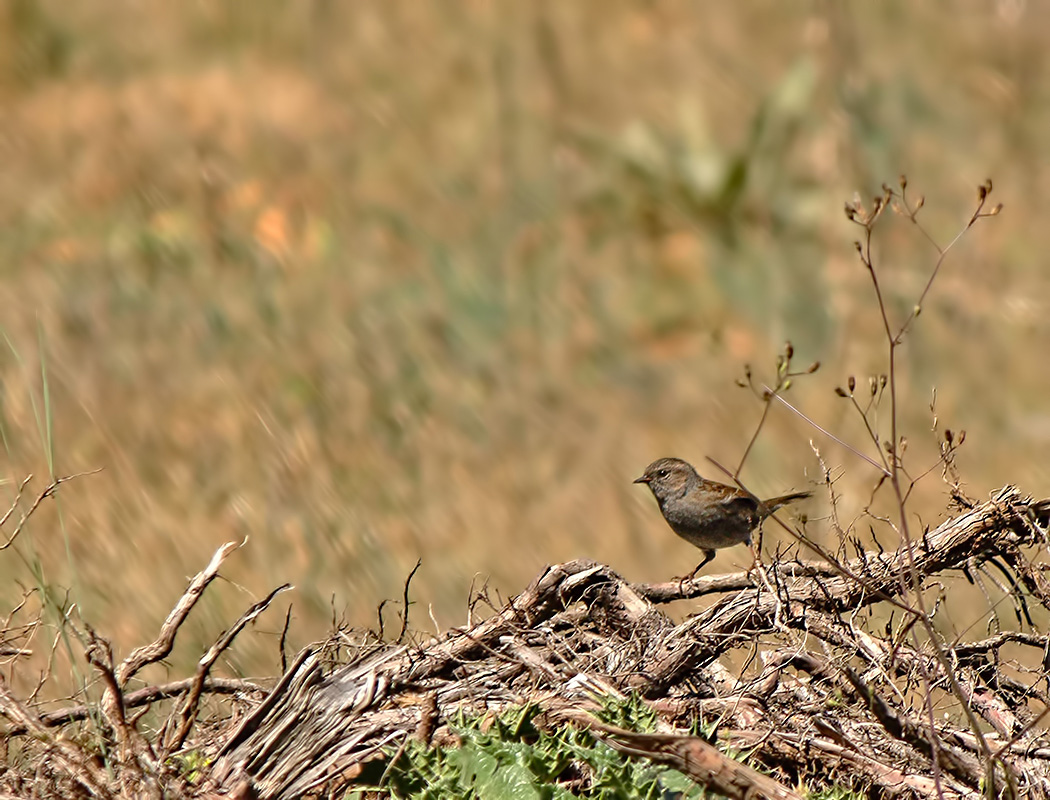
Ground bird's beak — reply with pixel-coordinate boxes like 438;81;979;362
633;475;650;484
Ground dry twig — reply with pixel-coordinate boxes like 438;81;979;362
202;487;1050;800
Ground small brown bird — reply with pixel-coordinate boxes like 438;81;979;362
634;457;810;579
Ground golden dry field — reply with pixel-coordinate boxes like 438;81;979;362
1;1;1049;693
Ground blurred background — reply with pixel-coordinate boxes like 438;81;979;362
1;1;1048;683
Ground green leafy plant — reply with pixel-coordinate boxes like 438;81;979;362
349;701;711;800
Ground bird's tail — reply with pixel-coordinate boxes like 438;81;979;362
763;490;812;514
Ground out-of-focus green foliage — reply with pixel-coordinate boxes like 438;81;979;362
0;2;1046;694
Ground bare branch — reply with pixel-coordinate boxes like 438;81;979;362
116;539;243;687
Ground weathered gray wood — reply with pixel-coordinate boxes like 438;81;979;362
206;488;1050;800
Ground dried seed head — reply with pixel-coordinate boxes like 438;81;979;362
854;241;863;254
899;174;908;190
807;361;820;374
848;375;856;393
990;203;1003;216
785;341;794;359
835;387;849;398
958;430;966;445
783;378;792;391
914;195;925;211
869;377;878;396
879;374;888;389
945;429;954;444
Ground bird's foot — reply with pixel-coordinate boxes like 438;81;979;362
673;556;712;593
672;567;701;584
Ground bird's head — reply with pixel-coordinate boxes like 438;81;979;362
633;457;698;501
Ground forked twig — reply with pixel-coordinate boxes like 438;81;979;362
116;539;243;687
0;470;103;551
167;582;291;752
4;676;264;736
397;559;423;645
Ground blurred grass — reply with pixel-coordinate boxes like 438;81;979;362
1;1;1049;691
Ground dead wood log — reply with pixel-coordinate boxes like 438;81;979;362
204;487;1050;800
632;486;1050;695
554;710;804;800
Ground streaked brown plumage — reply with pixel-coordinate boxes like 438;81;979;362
634;457;810;578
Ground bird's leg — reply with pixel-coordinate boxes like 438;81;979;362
747;540;762;572
674;549;716;588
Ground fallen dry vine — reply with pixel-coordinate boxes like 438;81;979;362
3;484;1049;798
199;485;1050;800
0;533;283;800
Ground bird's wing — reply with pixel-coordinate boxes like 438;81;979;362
721;493;761;525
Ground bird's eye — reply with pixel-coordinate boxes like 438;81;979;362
657;469;669;479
